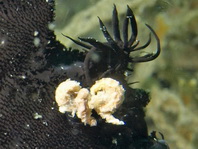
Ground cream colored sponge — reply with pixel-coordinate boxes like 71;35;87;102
55;78;125;126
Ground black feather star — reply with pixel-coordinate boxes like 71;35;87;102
0;0;169;148
63;5;160;86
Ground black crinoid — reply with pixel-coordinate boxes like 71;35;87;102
64;5;160;87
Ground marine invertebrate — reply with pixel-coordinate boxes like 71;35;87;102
55;79;97;126
64;5;160;86
55;78;125;126
89;78;125;125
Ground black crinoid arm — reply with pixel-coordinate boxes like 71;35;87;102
64;5;161;87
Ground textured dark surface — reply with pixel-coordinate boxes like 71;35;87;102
0;0;155;148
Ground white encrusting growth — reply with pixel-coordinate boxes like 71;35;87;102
34;31;39;36
55;78;125;126
48;22;55;31
1;40;5;45
55;79;96;126
89;78;125;125
33;112;43;120
33;37;40;47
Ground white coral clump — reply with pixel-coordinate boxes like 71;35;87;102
55;78;125;126
55;79;96;126
89;78;125;125
55;79;81;115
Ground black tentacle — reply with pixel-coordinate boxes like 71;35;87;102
127;5;138;47
123;15;129;48
129;24;160;62
62;34;91;50
78;37;112;51
98;17;120;51
131;33;151;52
130;40;139;50
112;4;121;42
